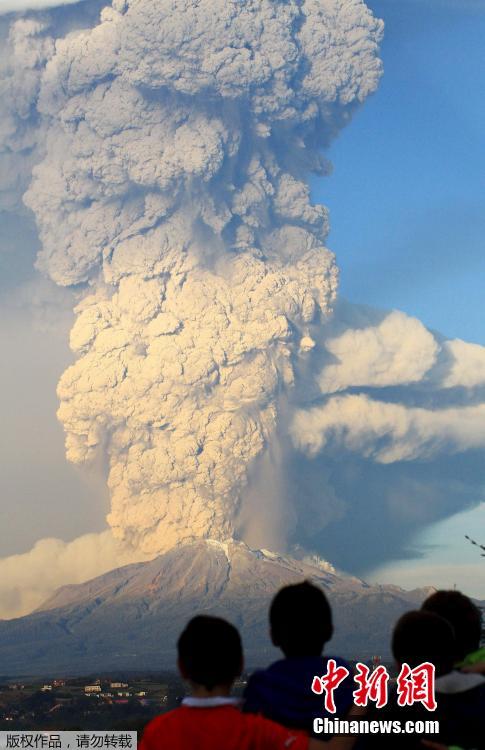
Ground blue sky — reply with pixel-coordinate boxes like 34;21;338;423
312;0;485;593
314;0;485;345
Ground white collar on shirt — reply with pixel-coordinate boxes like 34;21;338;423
435;670;485;694
181;696;242;708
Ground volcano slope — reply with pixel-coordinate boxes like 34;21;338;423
0;540;437;676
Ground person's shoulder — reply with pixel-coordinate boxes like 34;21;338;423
243;711;309;748
245;660;286;690
246;666;268;683
141;708;184;743
244;667;268;694
259;654;352;683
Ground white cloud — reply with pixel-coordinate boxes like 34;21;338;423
292;394;485;464
0;0;81;14
318;308;485;394
319;310;439;393
441;338;485;388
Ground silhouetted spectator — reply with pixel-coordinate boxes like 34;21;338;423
140;614;359;750
395;609;485;749
243;581;353;735
421;590;484;667
392;610;455;676
361;610;485;750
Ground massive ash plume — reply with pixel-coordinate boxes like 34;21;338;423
2;0;383;556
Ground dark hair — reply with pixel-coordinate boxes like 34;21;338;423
177;615;243;690
392;610;455;677
270;580;333;657
421;590;482;662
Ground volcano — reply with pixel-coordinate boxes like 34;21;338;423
0;540;436;676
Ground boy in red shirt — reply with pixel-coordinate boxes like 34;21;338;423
140;615;359;750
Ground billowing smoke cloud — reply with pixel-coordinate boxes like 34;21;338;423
0;16;52;212
1;0;383;559
0;531;153;619
2;0;485;615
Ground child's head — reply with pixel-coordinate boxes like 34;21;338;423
177;615;243;691
421;590;482;662
270;580;333;658
392;610;455;677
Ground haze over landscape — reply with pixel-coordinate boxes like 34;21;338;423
0;0;484;641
